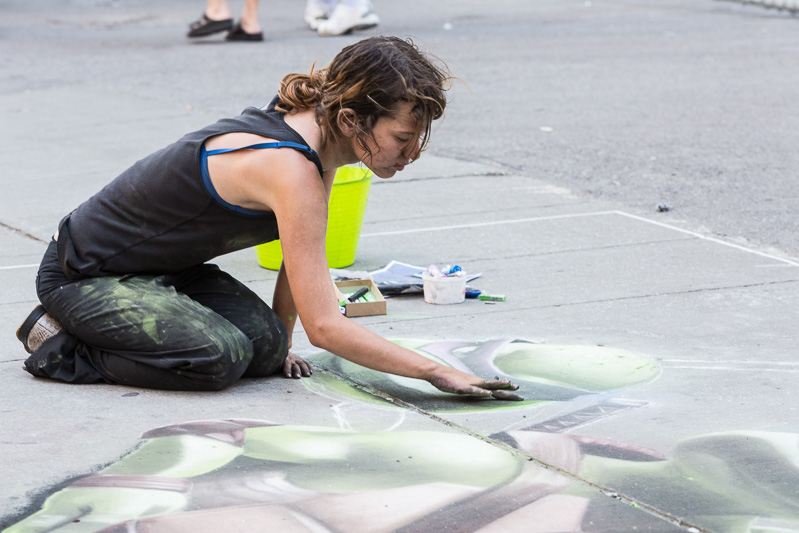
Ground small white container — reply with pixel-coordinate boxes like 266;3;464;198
422;273;467;304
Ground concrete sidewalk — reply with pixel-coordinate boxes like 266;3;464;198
2;1;799;531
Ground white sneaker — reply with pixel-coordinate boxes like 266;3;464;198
304;1;333;31
316;2;380;36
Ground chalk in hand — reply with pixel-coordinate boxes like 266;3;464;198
491;389;525;401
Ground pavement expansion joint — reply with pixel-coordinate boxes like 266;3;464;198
0;220;48;244
356;278;799;327
314;364;707;533
373;171;509;185
432;150;521;173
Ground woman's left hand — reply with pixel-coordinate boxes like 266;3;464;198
283;352;313;379
428;366;524;401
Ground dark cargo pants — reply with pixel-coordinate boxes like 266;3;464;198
25;240;288;391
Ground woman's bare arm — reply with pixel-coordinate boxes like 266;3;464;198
262;155;521;400
272;263;314;378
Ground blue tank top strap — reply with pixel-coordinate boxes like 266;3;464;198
206;141;318;159
200;145;267;216
199;140;323;215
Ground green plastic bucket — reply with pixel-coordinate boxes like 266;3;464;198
255;165;374;270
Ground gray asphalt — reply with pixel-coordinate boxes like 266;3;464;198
4;0;798;258
2;1;798;531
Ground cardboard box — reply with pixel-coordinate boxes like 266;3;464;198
334;279;386;317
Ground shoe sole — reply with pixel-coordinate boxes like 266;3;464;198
318;12;379;36
305;8;330;30
188;19;234;38
225;31;264;41
306;17;325;31
16;305;47;353
318;21;379;36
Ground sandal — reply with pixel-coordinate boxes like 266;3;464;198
226;23;264;42
187;13;234;38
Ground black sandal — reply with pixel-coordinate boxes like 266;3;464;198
187;13;234;38
225;23;264;42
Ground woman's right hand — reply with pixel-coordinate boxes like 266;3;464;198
283;351;313;379
428;366;524;401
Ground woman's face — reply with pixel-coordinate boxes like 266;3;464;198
356;101;422;179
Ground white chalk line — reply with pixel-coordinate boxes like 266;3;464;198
662;359;799;373
664;366;799;373
661;359;799;366
0;264;39;270
361;210;618;237
1;210;797;270
362;210;799;267
613;211;799;267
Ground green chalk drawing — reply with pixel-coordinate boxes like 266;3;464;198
7;340;797;532
306;338;661;412
103;435;242;478
241;425;519;492
6;421;526;532
579;431;799;532
9;420;799;533
15;487;188;532
493;344;660;392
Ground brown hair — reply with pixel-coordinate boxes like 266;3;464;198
277;36;451;157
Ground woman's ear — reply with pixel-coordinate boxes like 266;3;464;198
337;108;357;137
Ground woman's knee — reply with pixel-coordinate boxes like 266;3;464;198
244;314;289;377
84;331;254;392
196;329;256;389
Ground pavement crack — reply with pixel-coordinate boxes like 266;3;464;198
365;278;799;327
0;220;48;244
312;365;709;533
533;278;799;309
432;149;524;173
371;171;508;185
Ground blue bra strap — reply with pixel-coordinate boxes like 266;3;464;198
206;141;317;158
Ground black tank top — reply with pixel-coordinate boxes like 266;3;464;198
56;97;323;279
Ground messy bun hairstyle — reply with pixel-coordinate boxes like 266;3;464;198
277;36;451;157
